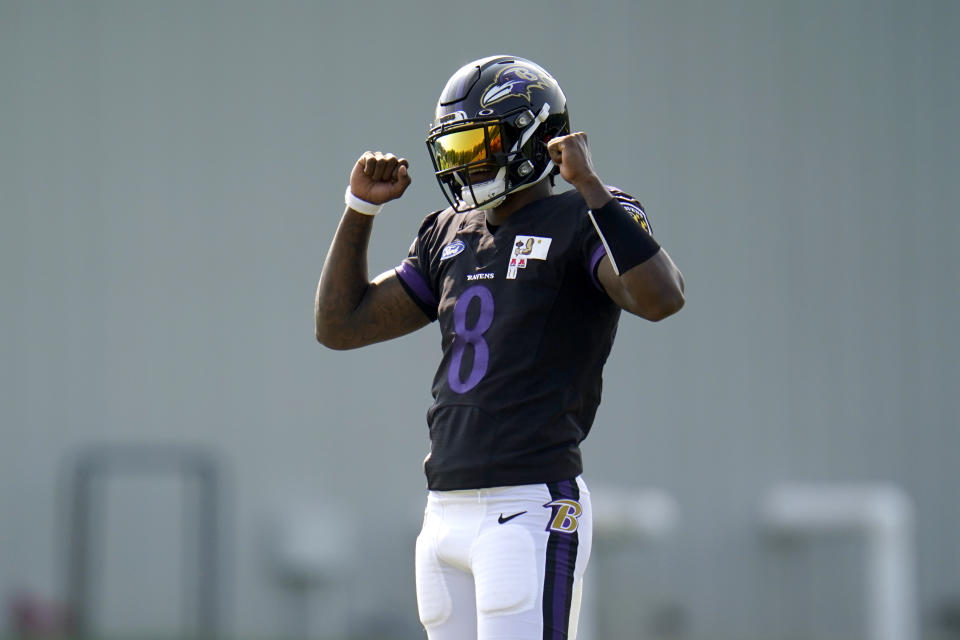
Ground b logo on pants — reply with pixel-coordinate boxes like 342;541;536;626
544;499;582;533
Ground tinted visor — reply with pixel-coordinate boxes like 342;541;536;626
430;124;503;172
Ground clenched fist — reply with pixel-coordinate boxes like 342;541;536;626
546;132;599;188
547;132;614;210
349;151;412;206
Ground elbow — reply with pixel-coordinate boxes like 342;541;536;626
316;331;355;351
638;268;685;321
631;288;685;322
618;262;685;322
646;290;685;322
314;295;353;349
319;339;355;351
314;312;328;346
315;324;334;348
315;317;353;350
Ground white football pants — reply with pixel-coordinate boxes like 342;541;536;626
415;477;592;640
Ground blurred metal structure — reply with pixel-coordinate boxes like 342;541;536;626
762;484;919;640
264;503;356;640
582;486;679;640
64;444;224;639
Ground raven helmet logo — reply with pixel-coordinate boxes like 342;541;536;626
480;65;549;107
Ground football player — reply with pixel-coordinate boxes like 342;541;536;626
315;55;685;640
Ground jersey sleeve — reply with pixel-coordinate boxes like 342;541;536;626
395;210;443;322
582;186;654;291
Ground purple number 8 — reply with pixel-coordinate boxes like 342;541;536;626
448;285;495;393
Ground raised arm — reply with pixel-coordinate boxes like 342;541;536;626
548;133;685;321
315;152;431;350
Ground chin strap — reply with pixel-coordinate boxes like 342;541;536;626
459;166;508;210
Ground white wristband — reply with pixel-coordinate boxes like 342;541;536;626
344;187;383;216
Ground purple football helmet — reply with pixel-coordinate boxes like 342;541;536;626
426;56;570;212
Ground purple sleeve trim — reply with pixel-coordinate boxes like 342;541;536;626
395;261;438;308
588;243;607;291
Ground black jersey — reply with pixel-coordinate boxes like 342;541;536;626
395;188;651;490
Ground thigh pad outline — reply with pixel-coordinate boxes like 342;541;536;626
472;524;538;617
415;517;453;628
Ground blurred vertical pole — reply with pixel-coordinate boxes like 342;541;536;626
196;456;221;639
867;502;918;640
67;455;97;638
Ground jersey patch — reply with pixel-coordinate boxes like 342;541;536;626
441;239;466;260
506;235;552;280
609;186;652;235
620;201;650;233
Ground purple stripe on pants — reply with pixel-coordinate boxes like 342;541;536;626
548;479;578;639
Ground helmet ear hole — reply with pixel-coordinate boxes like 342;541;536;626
514;160;535;179
511;110;535;128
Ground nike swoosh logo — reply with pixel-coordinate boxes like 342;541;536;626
498;511;527;524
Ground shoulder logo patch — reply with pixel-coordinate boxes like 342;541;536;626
440;239;466;261
620;201;651;233
507;235;551;280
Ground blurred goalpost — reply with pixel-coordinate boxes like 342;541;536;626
582;483;920;640
63;444;225;639
761;483;920;640
582;486;679;640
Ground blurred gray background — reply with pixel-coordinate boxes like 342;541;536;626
1;1;958;639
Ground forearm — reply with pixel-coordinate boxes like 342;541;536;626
588;195;685;321
315;208;376;343
571;174;614;210
597;249;684;321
